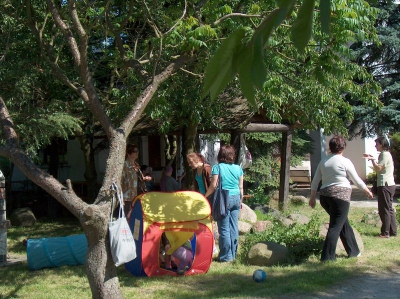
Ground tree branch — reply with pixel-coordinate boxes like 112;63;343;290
120;54;192;135
0;96;19;147
46;0;81;66
163;0;187;35
213;13;262;26
0;96;87;217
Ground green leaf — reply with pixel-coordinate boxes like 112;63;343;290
201;28;246;100
237;48;257;109
276;0;297;17
291;0;316;53
319;0;331;35
251;10;280;89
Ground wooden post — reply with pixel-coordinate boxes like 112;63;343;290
230;130;241;164
279;130;292;210
0;171;10;264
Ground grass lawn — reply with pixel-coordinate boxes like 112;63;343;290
1;203;399;299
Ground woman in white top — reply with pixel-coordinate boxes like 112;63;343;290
363;136;397;238
309;136;373;262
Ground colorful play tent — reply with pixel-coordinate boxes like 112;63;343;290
125;191;213;277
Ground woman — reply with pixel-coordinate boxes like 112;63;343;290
121;144;147;215
204;145;244;262
363;136;397;238
309;136;373;262
186;152;212;195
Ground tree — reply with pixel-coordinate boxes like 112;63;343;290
0;1;384;298
202;0;382;135
0;1;192;298
349;1;400;137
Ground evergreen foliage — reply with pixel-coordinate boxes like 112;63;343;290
244;131;313;196
349;1;400;137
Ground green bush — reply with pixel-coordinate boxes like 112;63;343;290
246;186;270;206
238;213;323;264
365;170;376;185
390;132;400;183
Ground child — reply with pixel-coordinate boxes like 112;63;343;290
160;232;193;275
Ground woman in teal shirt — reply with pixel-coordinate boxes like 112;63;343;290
205;145;244;262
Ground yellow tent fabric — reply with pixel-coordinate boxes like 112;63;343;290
165;231;194;255
140;191;211;223
134;191;213;254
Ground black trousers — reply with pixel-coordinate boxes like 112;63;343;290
320;196;360;261
377;185;397;237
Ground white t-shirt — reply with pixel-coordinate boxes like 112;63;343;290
311;154;366;191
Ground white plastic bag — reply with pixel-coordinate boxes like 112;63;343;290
109;183;136;266
238;135;252;169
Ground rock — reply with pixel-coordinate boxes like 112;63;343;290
280;217;294;227
252;220;274;233
319;222;364;253
270;190;279;201
238;221;252;235
9;207;36;227
361;211;381;227
287;213;310;225
290;195;308;205
239;203;257;224
247;242;289;266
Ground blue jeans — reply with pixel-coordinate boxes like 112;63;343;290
217;194;241;262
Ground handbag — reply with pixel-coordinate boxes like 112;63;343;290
108;183;137;266
211;165;229;221
238;135;252;169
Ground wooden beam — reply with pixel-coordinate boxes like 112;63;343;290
279;130;292;210
241;123;291;132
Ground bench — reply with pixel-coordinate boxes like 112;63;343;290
289;166;311;184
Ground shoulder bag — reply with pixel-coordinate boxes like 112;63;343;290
108;183;137;266
211;164;229;221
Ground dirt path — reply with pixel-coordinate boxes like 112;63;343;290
293;185;400;208
289;185;400;299
288;270;400;299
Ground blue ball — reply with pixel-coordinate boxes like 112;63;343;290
253;269;267;282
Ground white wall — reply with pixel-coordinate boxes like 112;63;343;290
323;135;377;180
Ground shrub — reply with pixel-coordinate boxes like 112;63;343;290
238;213;323;264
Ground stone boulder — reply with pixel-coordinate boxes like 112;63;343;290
289;195;308;206
287;213;310;225
252;220;274;233
279;217;294;227
9;207;36;227
361;210;381;227
247;242;289;266
238;221;252;235
319;222;364;253
239;203;257;224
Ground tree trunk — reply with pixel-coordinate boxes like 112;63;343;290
182;120;199;190
81;205;123;299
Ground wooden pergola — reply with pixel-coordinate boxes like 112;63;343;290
240;122;293;208
132;96;295;208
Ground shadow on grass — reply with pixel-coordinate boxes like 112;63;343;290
116;259;381;299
